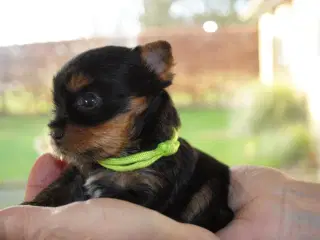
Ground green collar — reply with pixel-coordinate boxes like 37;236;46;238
97;129;180;172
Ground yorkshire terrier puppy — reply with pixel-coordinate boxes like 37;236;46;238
22;40;234;233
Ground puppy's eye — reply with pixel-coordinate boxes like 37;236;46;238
75;92;102;112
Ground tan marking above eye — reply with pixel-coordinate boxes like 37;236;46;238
67;74;91;92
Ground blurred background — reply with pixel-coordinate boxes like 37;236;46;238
1;0;320;208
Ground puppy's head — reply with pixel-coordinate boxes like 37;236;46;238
49;40;175;165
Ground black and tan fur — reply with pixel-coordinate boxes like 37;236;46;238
22;40;234;233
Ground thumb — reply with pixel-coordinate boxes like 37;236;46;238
24;153;66;201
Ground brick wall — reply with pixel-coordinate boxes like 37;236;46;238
0;25;259;109
138;26;259;101
138;26;259;77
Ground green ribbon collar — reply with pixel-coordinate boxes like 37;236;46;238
97;129;180;172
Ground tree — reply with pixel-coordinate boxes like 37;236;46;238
0;49;12;115
192;0;246;26
139;0;249;28
139;0;183;28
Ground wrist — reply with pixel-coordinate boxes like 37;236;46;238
280;178;320;238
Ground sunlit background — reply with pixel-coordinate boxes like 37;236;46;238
1;0;320;208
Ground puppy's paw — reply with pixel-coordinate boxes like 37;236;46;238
84;170;154;205
84;171;119;198
84;181;104;198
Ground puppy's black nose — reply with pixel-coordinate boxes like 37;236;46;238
51;128;64;140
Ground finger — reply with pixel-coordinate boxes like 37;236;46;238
0;199;219;240
0;205;49;240
24;153;67;201
0;203;91;240
84;199;218;240
61;199;219;240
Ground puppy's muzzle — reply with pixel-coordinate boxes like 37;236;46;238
51;128;65;141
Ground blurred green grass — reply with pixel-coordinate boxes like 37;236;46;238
0;109;275;182
0;115;49;181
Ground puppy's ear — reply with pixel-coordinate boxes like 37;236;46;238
140;40;175;82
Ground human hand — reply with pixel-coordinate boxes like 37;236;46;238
0;154;218;240
217;165;320;240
